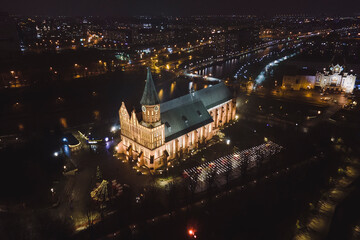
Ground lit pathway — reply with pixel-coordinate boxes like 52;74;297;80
102;148;317;239
182;72;222;82
183;141;283;192
293;159;360;240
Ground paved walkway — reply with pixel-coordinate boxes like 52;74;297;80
293;159;360;240
184;141;283;192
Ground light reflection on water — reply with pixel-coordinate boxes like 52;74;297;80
158;89;164;101
1;47;282;135
197;48;271;79
170;81;176;95
60;117;68;128
63;144;70;157
93;110;100;120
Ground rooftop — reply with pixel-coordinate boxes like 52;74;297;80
140;67;160;106
160;82;232;142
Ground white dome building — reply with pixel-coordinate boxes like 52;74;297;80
315;64;356;93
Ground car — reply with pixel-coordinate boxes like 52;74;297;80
320;97;331;101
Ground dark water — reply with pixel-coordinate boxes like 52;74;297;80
0;44;292;136
197;45;282;79
0;68;204;135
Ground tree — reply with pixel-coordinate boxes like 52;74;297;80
187;171;199;205
167;181;178;212
224;159;233;191
241;153;250;183
205;166;217;200
96;165;102;182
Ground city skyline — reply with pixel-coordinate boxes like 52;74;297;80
2;0;360;16
0;7;360;240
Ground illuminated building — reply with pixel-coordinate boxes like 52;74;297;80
117;68;236;172
315;64;356;93
282;75;315;90
282;64;356;93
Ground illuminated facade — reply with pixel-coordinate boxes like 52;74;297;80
282;75;316;90
117;68;236;172
315;64;356;93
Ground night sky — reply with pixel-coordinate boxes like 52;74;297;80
1;0;360;16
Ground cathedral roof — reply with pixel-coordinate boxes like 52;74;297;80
140;68;160;106
160;82;232;142
161;100;213;142
161;82;232;112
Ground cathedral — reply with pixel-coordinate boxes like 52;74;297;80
315;64;356;93
117;68;236;172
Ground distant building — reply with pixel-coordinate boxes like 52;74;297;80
117;68;236;172
259;28;281;40
132;29;175;46
282;64;356;93
315;64;356;93
103;28;132;44
282;75;316;90
0;12;20;62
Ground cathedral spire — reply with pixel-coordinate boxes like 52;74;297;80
140;67;160;105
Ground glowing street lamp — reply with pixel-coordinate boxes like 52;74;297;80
188;228;196;238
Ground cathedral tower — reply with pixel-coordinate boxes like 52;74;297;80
140;68;161;126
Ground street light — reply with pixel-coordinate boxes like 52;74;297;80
53;152;59;157
188;229;196;238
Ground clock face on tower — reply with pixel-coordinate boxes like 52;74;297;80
154;105;159;112
142;106;146;112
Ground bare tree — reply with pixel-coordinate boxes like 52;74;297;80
241;153;250;183
85;198;96;230
187;172;199;204
167;181;178;213
205;166;217;199
224;159;233;191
